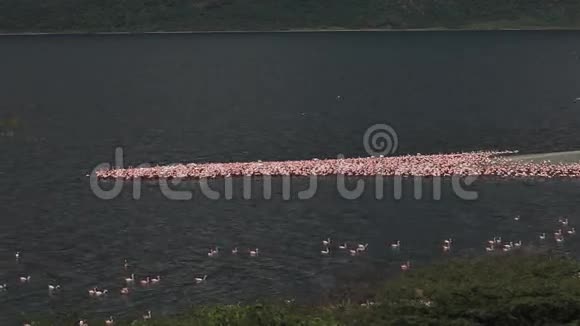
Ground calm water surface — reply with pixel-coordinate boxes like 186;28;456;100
1;31;580;323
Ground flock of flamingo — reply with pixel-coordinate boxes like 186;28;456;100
96;150;580;180
16;151;580;325
6;213;577;326
7;244;268;326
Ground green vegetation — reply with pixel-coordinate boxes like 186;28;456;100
0;0;580;32
28;254;580;325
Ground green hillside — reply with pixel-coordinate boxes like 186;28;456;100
1;0;580;32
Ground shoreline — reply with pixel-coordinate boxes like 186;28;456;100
2;26;580;37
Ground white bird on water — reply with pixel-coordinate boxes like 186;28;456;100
143;310;152;320
391;241;401;249
208;247;219;257
19;276;30;283
195;275;207;283
321;248;330;255
125;273;135;283
48;284;60;291
539;233;546;240
357;243;369;252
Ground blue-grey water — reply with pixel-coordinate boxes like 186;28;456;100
1;31;580;323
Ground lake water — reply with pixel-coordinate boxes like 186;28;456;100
1;31;580;323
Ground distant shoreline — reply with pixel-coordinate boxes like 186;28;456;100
2;26;580;37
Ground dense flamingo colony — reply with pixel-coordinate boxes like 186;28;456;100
95;150;580;180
